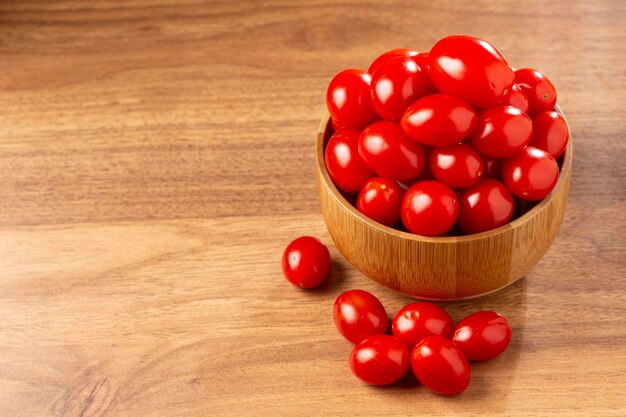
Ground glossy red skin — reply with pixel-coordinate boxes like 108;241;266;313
452;311;512;361
358;121;426;181
325;128;375;193
349;335;410;386
368;48;418;75
428;35;515;109
529;111;569;158
471;105;533;158
401;180;459;236
411;52;438;94
429;144;484;189
391;302;453;348
326;69;376;128
502;146;559;201
400;94;477;147
500;83;529;113
457;179;514;234
482;157;503;179
357;177;405;227
281;236;331;288
333;289;388;344
411;335;471;395
371;57;428;121
515;68;557;115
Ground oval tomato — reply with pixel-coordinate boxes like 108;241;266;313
400;94;477;147
428;35;514;109
514;68;557;115
326;69;376;128
391;302;453;348
502;146;559;201
358;121;426;181
457;179;514;234
411;335;471;395
368;48;418;75
325;128;374;193
429;144;484;188
529;111;569;158
401;180;459;236
357;177;405;227
333;289;388;344
350;335;410;385
471;105;533;158
452;311;512;361
500;83;529;113
281;236;331;288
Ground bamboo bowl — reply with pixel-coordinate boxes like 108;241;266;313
316;108;573;300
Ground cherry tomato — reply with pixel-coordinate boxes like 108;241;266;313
471;105;533;158
411;52;438;94
514;68;557;115
529;111;569;158
357;177;405;227
500;83;529;113
401;180;459;236
400;94;477;147
502;146;559;201
429;144;484;189
452;311;512;361
411;335;471;395
371;57;428;121
281;236;331;288
391;302;453;348
349;335;410;386
325;128;374;193
326;69;376;128
358;121;426;181
457;179;514;234
368;48;418;75
333;289;388;344
428;35;514;109
482;156;503;179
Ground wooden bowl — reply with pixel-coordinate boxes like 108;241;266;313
316;108;573;300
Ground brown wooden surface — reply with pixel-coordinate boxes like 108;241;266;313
0;1;624;416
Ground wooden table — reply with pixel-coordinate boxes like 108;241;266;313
1;1;624;416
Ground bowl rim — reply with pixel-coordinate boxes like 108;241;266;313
316;104;573;244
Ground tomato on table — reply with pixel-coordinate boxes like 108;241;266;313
452;311;512;361
350;335;410;385
401;180;459;236
411;335;471;395
529;111;569;158
358;121;426;181
326;69;376;128
457;179;515;234
281;236;331;288
325;128;374;193
502;146;559;201
357;177;405;227
428;35;514;109
333;289;388;344
471;105;533;158
515;68;557;115
429;144;484;189
391;302;453;348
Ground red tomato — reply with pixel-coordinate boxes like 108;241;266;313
411;52;438;94
452;311;512;361
400;94;477;147
281;236;331;288
429;144;484;188
326;69;376;128
333;289;388;344
391;302;453;348
349;335;410;385
411;335;471;395
471;105;533;158
325;128;375;193
502;146;559;201
428;35;514;109
482;157;503;179
515;68;557;115
529;111;569;158
457;179;514;234
368;48;418;75
357;177;405;227
401;180;459;236
358;121;426;181
371;57;428;121
500;83;529;113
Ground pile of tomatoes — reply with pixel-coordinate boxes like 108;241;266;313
334;289;511;395
325;35;569;236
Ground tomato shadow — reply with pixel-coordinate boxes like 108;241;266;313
307;258;349;295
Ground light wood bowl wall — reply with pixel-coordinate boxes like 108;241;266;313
317;108;573;300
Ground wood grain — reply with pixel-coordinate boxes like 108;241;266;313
318;113;572;299
0;0;624;416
